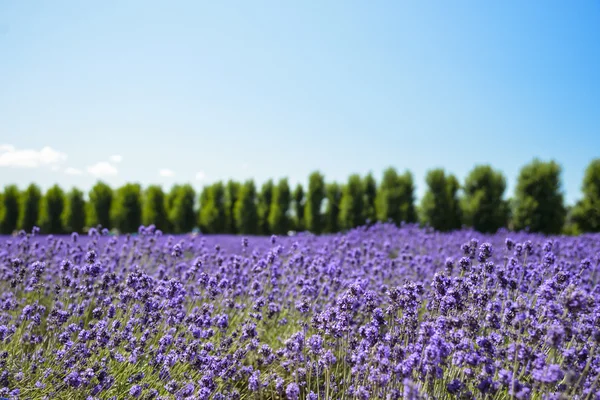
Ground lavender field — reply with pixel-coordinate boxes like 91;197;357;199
1;224;600;400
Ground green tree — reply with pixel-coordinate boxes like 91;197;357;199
268;178;291;235
572;159;600;232
88;182;113;229
224;180;241;233
142;185;169;231
376;168;417;225
363;173;377;223
168;184;196;233
234;180;258;234
420;169;462;231
63;188;86;233
324;182;342;233
339;175;366;230
0;185;20;234
292;184;305;231
304;172;326;234
198;186;210;233
166;184;180;220
257;179;274;235
198;182;226;234
18;183;42;232
40;185;65;234
111;183;142;233
512;159;566;234
461;165;510;233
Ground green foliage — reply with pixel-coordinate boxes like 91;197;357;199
198;186;210;232
40;185;65;234
376;168;417;225
304;172;326;234
420;169;462;231
2;160;592;236
18;183;42;232
268;178;292;235
0;185;20;234
257;180;274;235
363;173;377;223
111;183;142;233
512;159;566;234
63;188;86;233
572;159;600;232
324;182;342;233
198;183;227;234
339;175;365;230
234;180;258;234
292;184;305;231
142;185;169;231
461;165;510;233
87;182;113;229
225;180;241;234
168;184;196;234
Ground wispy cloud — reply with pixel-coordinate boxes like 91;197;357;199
109;155;123;163
0;145;67;168
87;161;118;177
195;171;206;181
65;167;83;176
159;169;175;178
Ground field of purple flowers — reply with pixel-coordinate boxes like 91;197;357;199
1;224;600;400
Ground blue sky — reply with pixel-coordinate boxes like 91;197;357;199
0;1;598;204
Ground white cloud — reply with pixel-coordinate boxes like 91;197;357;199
0;145;67;168
195;171;206;181
65;167;83;176
87;161;118;177
159;169;175;177
109;155;123;163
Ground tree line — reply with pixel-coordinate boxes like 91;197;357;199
0;158;599;235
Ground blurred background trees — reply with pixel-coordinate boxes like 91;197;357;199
0;185;20;234
111;183;142;233
304;172;325;234
87;182;113;230
420;169;461;232
198;182;226;234
224;180;240;234
292;184;305;232
63;188;86;233
376;168;416;225
571;159;600;232
461;165;510;233
257;180;274;235
512;159;566;234
234;180;258;234
268;178;292;235
40;185;65;234
142;185;169;232
324;182;341;234
339;174;365;230
1;158;598;235
168;184;196;234
18;184;42;232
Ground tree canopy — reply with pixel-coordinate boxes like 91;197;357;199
420;169;462;232
461;165;510;233
512;159;566;234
